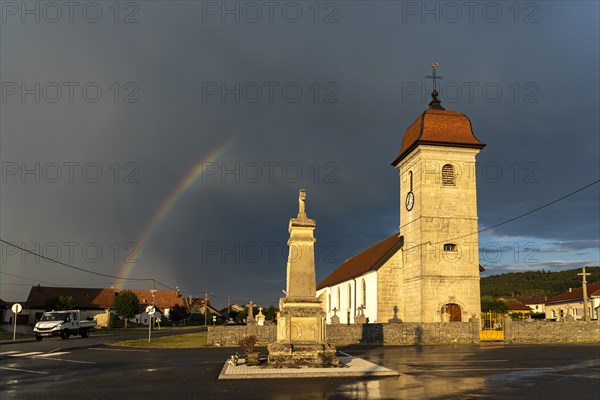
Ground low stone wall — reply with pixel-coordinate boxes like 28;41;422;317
328;322;478;344
208;322;479;346
208;325;276;346
506;319;600;343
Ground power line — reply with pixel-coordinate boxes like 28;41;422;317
405;178;600;251
0;239;152;282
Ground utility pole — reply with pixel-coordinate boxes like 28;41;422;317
204;290;208;326
227;295;230;323
578;267;591;321
150;276;157;329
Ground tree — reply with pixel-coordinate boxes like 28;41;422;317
112;290;139;328
480;295;509;314
264;305;278;321
44;295;77;311
169;304;189;323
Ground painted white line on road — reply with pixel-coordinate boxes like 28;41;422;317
0;366;49;375
29;356;95;364
10;352;43;357
89;348;150;352
0;351;20;355
404;359;509;364
33;352;70;358
436;367;555;372
338;351;354;358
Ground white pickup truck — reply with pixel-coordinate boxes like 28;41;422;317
34;310;96;341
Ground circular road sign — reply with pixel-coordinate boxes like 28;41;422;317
11;303;22;314
146;305;156;315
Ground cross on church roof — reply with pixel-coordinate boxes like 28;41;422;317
425;62;445;110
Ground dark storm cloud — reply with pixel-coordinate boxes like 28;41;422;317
1;1;598;305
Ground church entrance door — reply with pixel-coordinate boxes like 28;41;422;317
442;303;462;322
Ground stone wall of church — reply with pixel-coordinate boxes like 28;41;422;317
505;319;600;343
398;146;482;322
376;252;404;323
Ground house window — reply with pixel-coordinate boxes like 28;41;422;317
442;164;456;186
444;243;458;252
362;279;367;308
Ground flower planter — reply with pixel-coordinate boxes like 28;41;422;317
245;351;260;366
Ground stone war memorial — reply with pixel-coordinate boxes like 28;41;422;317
218;190;398;379
267;189;339;368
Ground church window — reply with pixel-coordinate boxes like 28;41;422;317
443;243;457;252
337;287;341;310
409;171;413;191
328;293;331;312
442;164;456;186
347;284;352;310
362;279;367;307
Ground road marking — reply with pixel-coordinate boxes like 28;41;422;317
404;359;509;364
10;352;44;357
0;351;20;356
89;348;149;352
30;356;95;364
0;366;49;375
33;352;71;358
435;367;555;372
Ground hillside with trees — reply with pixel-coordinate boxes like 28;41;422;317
480;266;600;298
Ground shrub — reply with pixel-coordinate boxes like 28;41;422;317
238;335;258;354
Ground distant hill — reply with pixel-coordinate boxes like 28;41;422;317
480;266;600;298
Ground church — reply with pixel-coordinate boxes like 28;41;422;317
316;77;486;324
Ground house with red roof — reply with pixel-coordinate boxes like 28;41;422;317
544;281;600;321
23;285;187;327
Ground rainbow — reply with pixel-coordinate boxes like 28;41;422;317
117;136;237;285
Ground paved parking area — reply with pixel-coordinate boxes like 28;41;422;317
1;343;599;399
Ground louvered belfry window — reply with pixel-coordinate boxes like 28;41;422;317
442;164;456;186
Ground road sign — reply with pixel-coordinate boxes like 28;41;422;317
146;306;156;315
11;303;22;341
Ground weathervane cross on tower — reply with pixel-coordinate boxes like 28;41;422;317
425;62;445;110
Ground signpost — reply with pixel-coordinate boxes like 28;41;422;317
11;303;22;341
146;305;156;343
212;315;217;326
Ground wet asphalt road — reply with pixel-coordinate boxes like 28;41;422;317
1;340;598;400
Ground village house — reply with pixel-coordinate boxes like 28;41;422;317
22;285;187;327
544;281;600;321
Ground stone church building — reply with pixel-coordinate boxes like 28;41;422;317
316;91;486;324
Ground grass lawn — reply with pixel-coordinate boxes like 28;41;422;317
110;331;209;348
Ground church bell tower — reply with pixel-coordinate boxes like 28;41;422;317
391;65;486;322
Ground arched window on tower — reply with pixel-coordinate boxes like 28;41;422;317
409;171;413;191
362;278;367;308
442;164;456;186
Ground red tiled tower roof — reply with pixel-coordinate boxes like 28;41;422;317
391;109;486;166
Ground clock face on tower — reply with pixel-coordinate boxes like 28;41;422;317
405;191;414;211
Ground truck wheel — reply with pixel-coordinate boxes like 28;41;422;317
35;336;43;341
61;329;70;339
81;329;89;338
